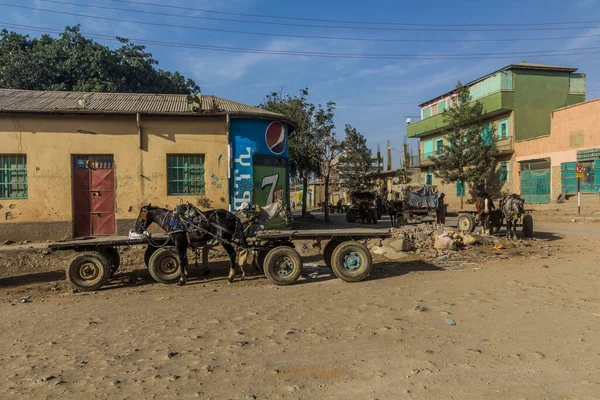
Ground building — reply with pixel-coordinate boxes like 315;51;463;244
514;98;600;202
0;89;293;241
406;62;586;207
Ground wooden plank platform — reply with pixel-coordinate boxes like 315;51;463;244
48;235;170;251
255;228;391;240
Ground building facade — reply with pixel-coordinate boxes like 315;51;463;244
0;89;292;241
406;62;586;207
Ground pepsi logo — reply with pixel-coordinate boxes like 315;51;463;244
265;122;286;155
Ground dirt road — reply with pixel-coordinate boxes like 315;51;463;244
0;222;599;399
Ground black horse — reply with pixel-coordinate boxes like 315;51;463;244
134;204;248;285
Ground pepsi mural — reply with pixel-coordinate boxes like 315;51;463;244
229;119;290;220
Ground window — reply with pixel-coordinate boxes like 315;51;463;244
423;139;433;159
167;154;205;195
431;103;438;116
456;180;465;196
422;106;431;119
438;100;446;113
435;138;444;155
425;172;433;185
498;161;509;183
0;154;28;199
498;119;509;139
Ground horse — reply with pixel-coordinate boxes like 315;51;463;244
475;194;496;234
236;199;293;237
383;199;402;227
499;194;525;239
134;204;248;285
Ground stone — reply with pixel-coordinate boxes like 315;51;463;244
367;238;383;248
372;246;386;255
231;341;248;347
387;239;412;251
242;394;257;399
434;233;457;250
462;234;478;246
112;380;121;385
415;305;429;312
167;351;179;359
383;250;409;261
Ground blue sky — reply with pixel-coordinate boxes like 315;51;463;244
3;0;600;167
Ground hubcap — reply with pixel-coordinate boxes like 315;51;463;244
459;218;471;230
160;257;179;275
274;256;294;276
79;262;100;281
343;252;362;272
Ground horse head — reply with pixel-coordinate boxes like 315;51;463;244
134;204;153;234
267;199;293;225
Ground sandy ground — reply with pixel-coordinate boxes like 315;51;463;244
0;219;599;399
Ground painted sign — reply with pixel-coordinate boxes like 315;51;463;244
229;119;289;211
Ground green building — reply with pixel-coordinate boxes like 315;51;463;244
406;62;586;206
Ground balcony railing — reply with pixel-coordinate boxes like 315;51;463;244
496;136;514;153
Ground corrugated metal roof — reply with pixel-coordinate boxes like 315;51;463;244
0;88;286;120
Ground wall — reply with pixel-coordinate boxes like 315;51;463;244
513;69;585;141
229;118;290;212
513;98;600;199
0;113;228;241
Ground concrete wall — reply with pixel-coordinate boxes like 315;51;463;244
513;69;585;141
513;98;600;200
0;113;229;241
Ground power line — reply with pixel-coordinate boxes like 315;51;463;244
104;0;600;27
29;0;600;44
5;22;600;60
6;22;600;61
6;2;600;33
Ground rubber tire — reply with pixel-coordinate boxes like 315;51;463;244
522;214;534;238
144;245;157;268
66;251;112;291
556;192;566;204
263;246;303;286
148;248;182;284
370;209;378;225
102;247;120;277
255;249;269;272
323;240;342;270
348;212;356;223
458;214;476;233
331;241;372;283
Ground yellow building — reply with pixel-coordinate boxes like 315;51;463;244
0;89;292;241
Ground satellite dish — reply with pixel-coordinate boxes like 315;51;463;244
187;92;202;112
406;118;411;124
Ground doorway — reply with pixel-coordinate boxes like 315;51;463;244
72;155;116;237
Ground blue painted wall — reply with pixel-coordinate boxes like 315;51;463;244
229;118;290;211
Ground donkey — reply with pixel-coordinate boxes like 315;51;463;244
475;193;496;234
134;204;248;285
237;199;293;237
499;194;525;239
383;199;401;227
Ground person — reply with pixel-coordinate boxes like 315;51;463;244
436;193;446;225
336;199;343;214
292;201;296;210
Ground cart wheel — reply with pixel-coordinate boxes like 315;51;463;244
370;209;378;225
66;251;112;291
522;214;534;238
330;241;372;283
255;249;269;272
263;246;303;286
323;240;342;271
348;212;356;223
144;245;157;268
458;214;476;233
148;248;181;284
102;247;120;277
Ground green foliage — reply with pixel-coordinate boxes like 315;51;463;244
340;124;372;192
432;82;497;192
0;26;199;94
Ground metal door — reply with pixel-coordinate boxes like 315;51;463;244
520;160;551;203
73;156;115;237
253;155;289;227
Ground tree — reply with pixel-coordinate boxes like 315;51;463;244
0;26;199;94
432;82;497;208
259;88;320;217
313;102;342;222
340;124;372;193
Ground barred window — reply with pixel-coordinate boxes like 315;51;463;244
0;154;28;199
167;154;205;195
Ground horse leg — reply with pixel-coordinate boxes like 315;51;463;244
176;239;188;286
202;245;211;275
224;244;240;284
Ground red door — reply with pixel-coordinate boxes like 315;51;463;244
73;156;115;237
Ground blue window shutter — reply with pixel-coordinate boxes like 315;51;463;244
481;123;493;146
456;181;464;196
498;120;509;139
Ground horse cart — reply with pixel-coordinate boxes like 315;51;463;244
387;186;438;228
456;207;534;238
48;228;391;292
345;191;379;225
